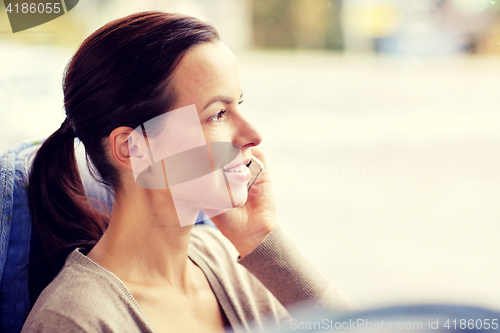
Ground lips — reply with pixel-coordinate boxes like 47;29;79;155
223;160;251;183
224;158;251;172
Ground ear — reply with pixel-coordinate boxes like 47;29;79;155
109;127;149;174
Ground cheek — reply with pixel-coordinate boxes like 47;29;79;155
197;170;235;209
202;122;234;143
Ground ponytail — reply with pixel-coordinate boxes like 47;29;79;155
27;118;108;305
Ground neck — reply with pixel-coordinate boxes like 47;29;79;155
87;186;201;291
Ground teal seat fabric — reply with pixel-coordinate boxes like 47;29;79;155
0;139;214;333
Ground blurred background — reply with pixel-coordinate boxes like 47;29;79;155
1;0;499;311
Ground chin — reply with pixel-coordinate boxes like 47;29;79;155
229;180;249;207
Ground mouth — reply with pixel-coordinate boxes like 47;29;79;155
223;158;251;182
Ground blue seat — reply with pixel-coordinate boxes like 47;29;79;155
0;139;38;333
0;139;214;333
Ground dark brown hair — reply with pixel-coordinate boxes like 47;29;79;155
27;11;219;305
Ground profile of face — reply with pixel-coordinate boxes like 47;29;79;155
127;41;262;227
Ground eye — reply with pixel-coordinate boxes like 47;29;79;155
209;109;226;122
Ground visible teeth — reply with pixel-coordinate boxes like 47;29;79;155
226;165;245;173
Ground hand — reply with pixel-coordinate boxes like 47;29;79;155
209;148;277;257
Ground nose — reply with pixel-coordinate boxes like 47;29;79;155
234;113;263;150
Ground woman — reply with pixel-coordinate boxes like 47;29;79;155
23;11;358;332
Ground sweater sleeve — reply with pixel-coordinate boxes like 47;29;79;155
237;224;360;318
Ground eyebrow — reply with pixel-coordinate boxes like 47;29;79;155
202;91;244;112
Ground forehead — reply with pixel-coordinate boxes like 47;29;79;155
172;41;240;110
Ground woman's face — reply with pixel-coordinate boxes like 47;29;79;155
137;41;262;225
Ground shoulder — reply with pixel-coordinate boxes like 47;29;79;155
189;225;239;263
29;248;127;313
23;248;150;332
22;309;86;333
